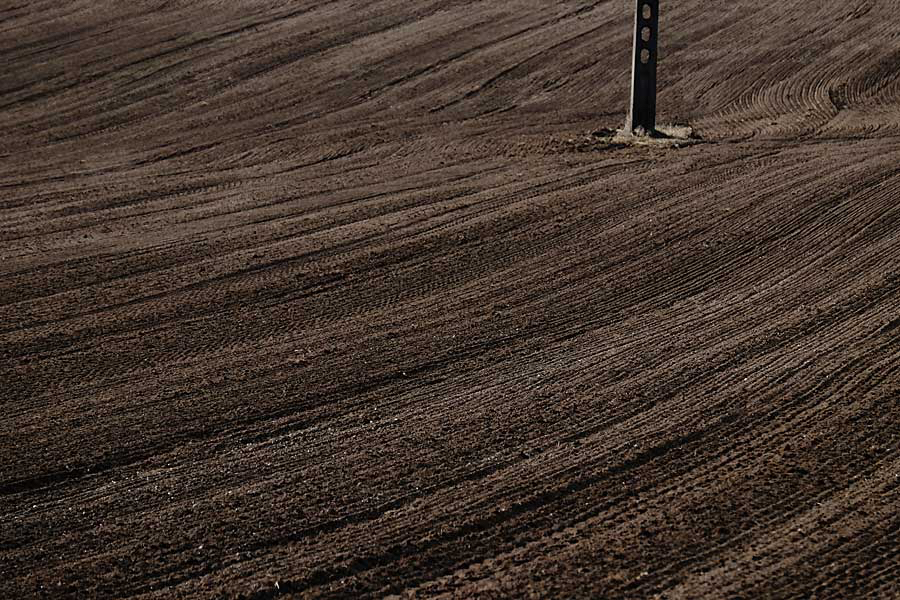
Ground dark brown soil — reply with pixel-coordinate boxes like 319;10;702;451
2;1;900;598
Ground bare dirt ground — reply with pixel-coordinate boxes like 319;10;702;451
2;1;900;598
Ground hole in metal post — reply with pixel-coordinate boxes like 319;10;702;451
641;26;652;42
640;49;651;64
642;4;652;20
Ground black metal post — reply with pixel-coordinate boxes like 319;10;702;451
627;0;659;134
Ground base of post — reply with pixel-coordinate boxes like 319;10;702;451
623;121;659;138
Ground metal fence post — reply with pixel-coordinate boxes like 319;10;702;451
627;0;659;134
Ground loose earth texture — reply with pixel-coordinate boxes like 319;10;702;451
2;1;900;598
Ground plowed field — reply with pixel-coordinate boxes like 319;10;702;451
2;1;900;598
